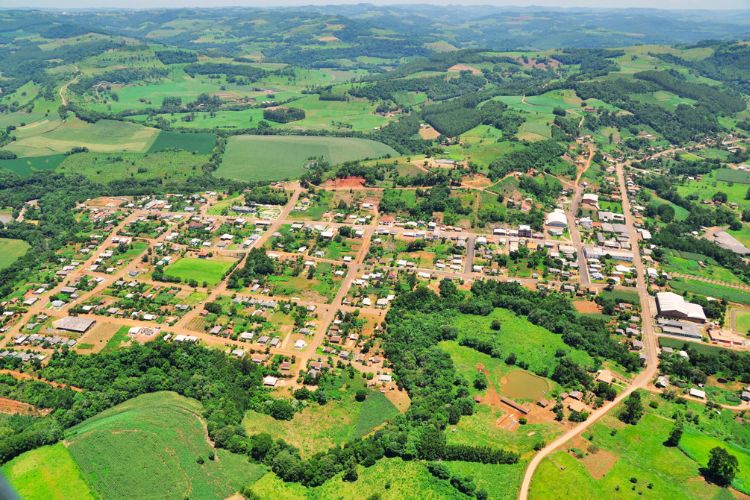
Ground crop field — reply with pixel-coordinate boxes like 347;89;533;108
452;308;594;374
0;154;66;177
1;443;95;500
716;168;750;184
243;374;399;456
163;257;234;286
148;130;216;154
662;249;745;286
283;95;390;131
669;278;750;305
736;310;750;334
66;392;266;499
56;150;210;183
529;393;734;499
218;135;397;181
6;119;159;157
0;238;30;271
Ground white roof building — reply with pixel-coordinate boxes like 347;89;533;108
656;292;707;323
545;209;568;228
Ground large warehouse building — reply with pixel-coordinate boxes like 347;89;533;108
656;292;707;324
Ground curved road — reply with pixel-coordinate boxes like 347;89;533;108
519;160;659;500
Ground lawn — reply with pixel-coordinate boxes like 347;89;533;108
100;326;131;354
0;154;66;176
243;374;399;457
2;443;95;500
0;238;30;271
669;278;750;305
451;308;594;374
599;288;640;305
736;310;750;335
217;135;397;182
66;392;266;499
148;130;216;154
6;118;159;157
163;257;234;286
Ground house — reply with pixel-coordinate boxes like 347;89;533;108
655;375;669;388
656;292;707;323
581;193;600;210
263;376;278;387
518;225;532;238
689;388;706;399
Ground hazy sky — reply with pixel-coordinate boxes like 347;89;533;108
5;0;750;10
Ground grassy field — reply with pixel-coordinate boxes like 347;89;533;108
680;429;750;493
735;310;750;335
7;118;159;157
0;238;30;271
56;150;210;183
676;169;750;211
163;257;234;286
148;130;216;154
2;443;95;500
66;392;266;499
217;135;397;181
669;278;750;305
530;392;736;499
0;154;66;176
662;249;745;286
243;374;400;456
451;308;594;374
284;94;391;131
100;326;131;354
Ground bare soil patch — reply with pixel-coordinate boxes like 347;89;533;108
78;321;123;353
419;125;440;140
448;64;481;75
573;300;602;314
581;448;618;479
318;36;339;42
0;397;49;416
87;196;128;208
462;174;493;189
323;177;366;189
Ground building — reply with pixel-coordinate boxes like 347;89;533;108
656;292;707;323
689;388;706;399
53;316;96;333
581;193;600;210
545;209;568;228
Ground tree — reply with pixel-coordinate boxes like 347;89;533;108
705;447;739;487
269;399;295;420
712;191;728;204
473;372;488;390
664;422;683;447
416;427;446;460
355;389;368;402
619;392;644;425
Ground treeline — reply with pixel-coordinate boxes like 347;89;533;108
656;43;750;93
155;50;198;65
422;94;523;137
69;68;168;94
227;247;276;289
183;62;266;81
349;72;486;103
634;70;746;115
488;140;565;179
244;186;289;205
556;48;623;79
0;341;266;462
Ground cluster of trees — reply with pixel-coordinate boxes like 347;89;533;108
349;72;486;103
488;140;566;179
183;62;266;81
263;107;306;123
659;344;750;386
634;70;746;115
227;248;276;289
155;50;198;65
657;42;750;93
556;48;623;79
70;68;168;95
421;93;524;138
0;341;267;463
244;186;288;205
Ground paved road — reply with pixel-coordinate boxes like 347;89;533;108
566;143;595;287
519;160;659;500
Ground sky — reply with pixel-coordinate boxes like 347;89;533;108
5;0;750;10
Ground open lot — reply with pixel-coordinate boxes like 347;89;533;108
0;238;30;271
163;257;234;286
217;135;397;181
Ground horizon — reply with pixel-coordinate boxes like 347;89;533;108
3;1;750;11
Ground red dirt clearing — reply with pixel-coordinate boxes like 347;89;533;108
0;397;49;416
0;369;83;392
324;177;365;189
573;300;602;314
448;64;481;75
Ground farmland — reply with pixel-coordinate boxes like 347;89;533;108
217;135;397;181
56;150;210;183
148;130;216;154
65;392;266;499
669;278;750;305
0;154;66;177
0;238;30;271
163;257;235;286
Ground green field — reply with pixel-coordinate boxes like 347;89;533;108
0;154;66;176
243;374;400;456
65;392;266;499
6;118;159;157
680;430;750;494
148;130;216;154
0;238;30;271
57;150;210;183
217;135;397;181
2;443;94;500
676;169;750;211
530;393;737;499
163;257;234;286
662;249;745;286
669;278;750;305
736;310;750;335
451;308;594;374
716;168;750;184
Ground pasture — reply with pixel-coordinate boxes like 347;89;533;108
148;130;216;154
661;249;745;286
56;151;210;183
66;392;266;499
6;119;159;157
217;135;397;182
163;257;234;286
451;308;594;374
1;443;94;500
242;374;400;456
283;94;390;131
529;393;734;499
0;154;66;177
676;169;750;210
679;430;750;494
0;238;30;271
